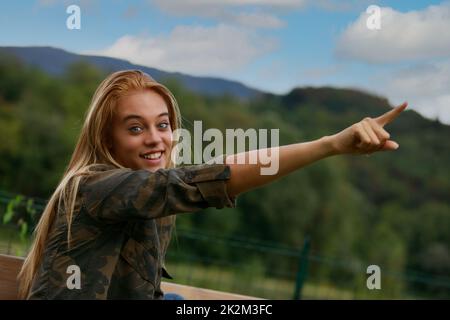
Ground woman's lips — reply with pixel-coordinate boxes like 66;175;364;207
140;152;164;166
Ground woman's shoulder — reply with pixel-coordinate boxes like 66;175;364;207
86;163;125;172
78;163;134;190
82;163;136;178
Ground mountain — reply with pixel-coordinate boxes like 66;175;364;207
0;46;262;100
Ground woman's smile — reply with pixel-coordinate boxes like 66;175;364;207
140;150;165;167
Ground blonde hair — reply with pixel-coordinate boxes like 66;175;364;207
18;70;182;299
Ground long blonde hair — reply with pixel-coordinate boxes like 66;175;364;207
18;70;182;299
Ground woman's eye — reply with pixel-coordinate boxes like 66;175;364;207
129;126;143;133
159;122;170;129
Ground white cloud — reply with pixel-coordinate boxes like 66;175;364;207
152;0;306;15
336;3;450;63
377;60;450;124
87;24;277;75
150;0;370;30
152;0;295;29
151;0;367;13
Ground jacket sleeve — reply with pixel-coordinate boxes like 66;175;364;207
79;164;236;223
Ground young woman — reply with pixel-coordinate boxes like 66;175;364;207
18;70;407;299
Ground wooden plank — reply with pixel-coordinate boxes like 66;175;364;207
0;254;23;300
161;282;261;300
0;254;260;300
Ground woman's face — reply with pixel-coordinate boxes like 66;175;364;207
109;89;173;171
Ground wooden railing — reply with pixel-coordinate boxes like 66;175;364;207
0;254;260;300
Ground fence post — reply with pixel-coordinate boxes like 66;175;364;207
293;236;311;300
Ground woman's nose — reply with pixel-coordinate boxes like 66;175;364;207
144;127;163;145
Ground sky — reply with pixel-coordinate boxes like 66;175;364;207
0;0;449;124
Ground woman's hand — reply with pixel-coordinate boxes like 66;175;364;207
329;102;408;155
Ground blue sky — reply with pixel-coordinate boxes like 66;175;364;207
1;0;449;123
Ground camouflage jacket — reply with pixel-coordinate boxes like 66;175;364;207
28;163;236;299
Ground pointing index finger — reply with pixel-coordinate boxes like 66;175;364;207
375;102;408;126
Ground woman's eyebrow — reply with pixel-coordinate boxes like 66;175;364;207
122;112;169;123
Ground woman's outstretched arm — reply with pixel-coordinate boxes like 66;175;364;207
225;102;407;197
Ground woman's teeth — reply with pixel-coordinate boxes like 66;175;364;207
142;152;162;160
